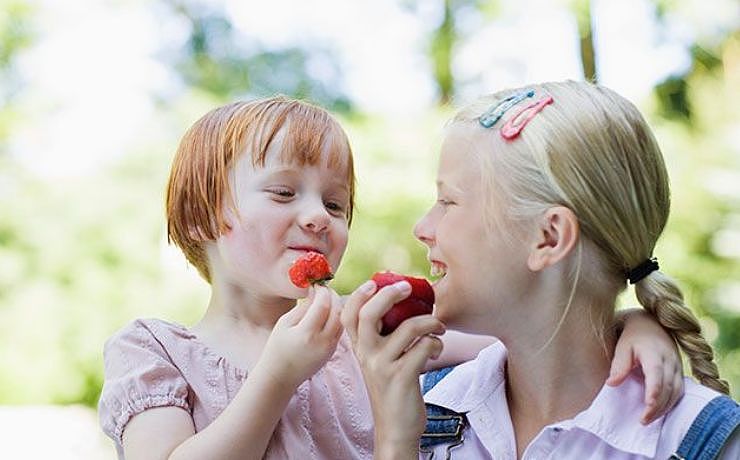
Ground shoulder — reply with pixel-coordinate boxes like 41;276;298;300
665;379;724;426
103;318;193;358
423;341;507;412
656;379;731;454
105;317;193;343
99;319;193;445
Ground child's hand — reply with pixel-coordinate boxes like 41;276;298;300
341;280;445;457
607;308;684;424
256;286;343;388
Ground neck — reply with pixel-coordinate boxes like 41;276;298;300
498;298;617;457
200;274;296;331
191;276;298;370
504;320;614;421
199;243;297;331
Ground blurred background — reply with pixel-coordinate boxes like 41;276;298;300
0;0;738;457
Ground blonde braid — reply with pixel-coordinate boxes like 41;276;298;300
636;271;730;395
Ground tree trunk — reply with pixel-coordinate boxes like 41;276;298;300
431;0;456;105
573;0;597;82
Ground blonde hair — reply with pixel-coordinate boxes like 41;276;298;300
166;96;356;283
452;80;729;394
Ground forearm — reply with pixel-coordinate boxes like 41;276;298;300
169;364;297;460
614;307;645;329
424;331;497;372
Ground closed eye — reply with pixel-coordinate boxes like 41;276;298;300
266;187;295;199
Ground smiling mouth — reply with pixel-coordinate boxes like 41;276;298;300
430;261;447;280
289;246;324;255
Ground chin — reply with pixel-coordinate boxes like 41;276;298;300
433;296;481;333
432;299;455;325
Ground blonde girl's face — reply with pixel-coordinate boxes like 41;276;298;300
413;124;532;335
213;132;351;300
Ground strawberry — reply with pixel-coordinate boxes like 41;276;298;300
371;271;435;335
289;251;334;288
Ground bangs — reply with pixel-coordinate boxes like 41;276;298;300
241;98;356;223
251;104;352;173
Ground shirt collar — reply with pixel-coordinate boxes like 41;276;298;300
561;371;664;457
423;342;664;457
424;341;507;412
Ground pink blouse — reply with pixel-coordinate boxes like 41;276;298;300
98;319;374;459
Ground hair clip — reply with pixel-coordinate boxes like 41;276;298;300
500;95;554;140
478;90;535;128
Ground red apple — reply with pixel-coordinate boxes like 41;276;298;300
371;271;435;335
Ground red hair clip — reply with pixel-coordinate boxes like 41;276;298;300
500;96;554;140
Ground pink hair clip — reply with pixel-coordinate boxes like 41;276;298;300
500;96;554;140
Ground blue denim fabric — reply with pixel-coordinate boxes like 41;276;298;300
670;395;740;460
420;366;466;450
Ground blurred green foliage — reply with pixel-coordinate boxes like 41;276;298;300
0;0;33;144
0;1;738;408
161;0;351;112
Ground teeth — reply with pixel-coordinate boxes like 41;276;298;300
430;263;446;278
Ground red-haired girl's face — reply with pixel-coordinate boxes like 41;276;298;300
210;130;351;300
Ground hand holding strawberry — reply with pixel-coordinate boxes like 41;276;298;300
255;286;344;388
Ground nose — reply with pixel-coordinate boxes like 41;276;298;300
299;200;331;234
413;209;435;247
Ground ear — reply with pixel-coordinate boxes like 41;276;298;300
527;206;579;272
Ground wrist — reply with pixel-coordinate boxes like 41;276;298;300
373;436;418;460
251;359;302;394
373;422;421;460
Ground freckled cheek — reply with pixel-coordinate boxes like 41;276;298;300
329;226;349;268
220;225;276;269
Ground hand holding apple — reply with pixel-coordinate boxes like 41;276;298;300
371;271;435;335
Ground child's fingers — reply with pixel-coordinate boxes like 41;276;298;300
330;288;344;312
665;367;685;413
642;359;683;424
399;334;444;375
640;360;665;424
278;297;312;326
606;344;634;387
382;315;445;361
341;281;377;343
300;286;332;330
357;282;411;342
322;294;344;336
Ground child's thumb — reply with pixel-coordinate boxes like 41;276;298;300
303;286;316;304
281;291;314;325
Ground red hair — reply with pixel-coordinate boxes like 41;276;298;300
166;96;355;282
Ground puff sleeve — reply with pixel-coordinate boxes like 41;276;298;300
98;319;191;448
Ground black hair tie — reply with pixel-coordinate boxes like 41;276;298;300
626;257;659;284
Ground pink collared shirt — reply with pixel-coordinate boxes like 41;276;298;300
98;319;374;459
422;342;740;459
